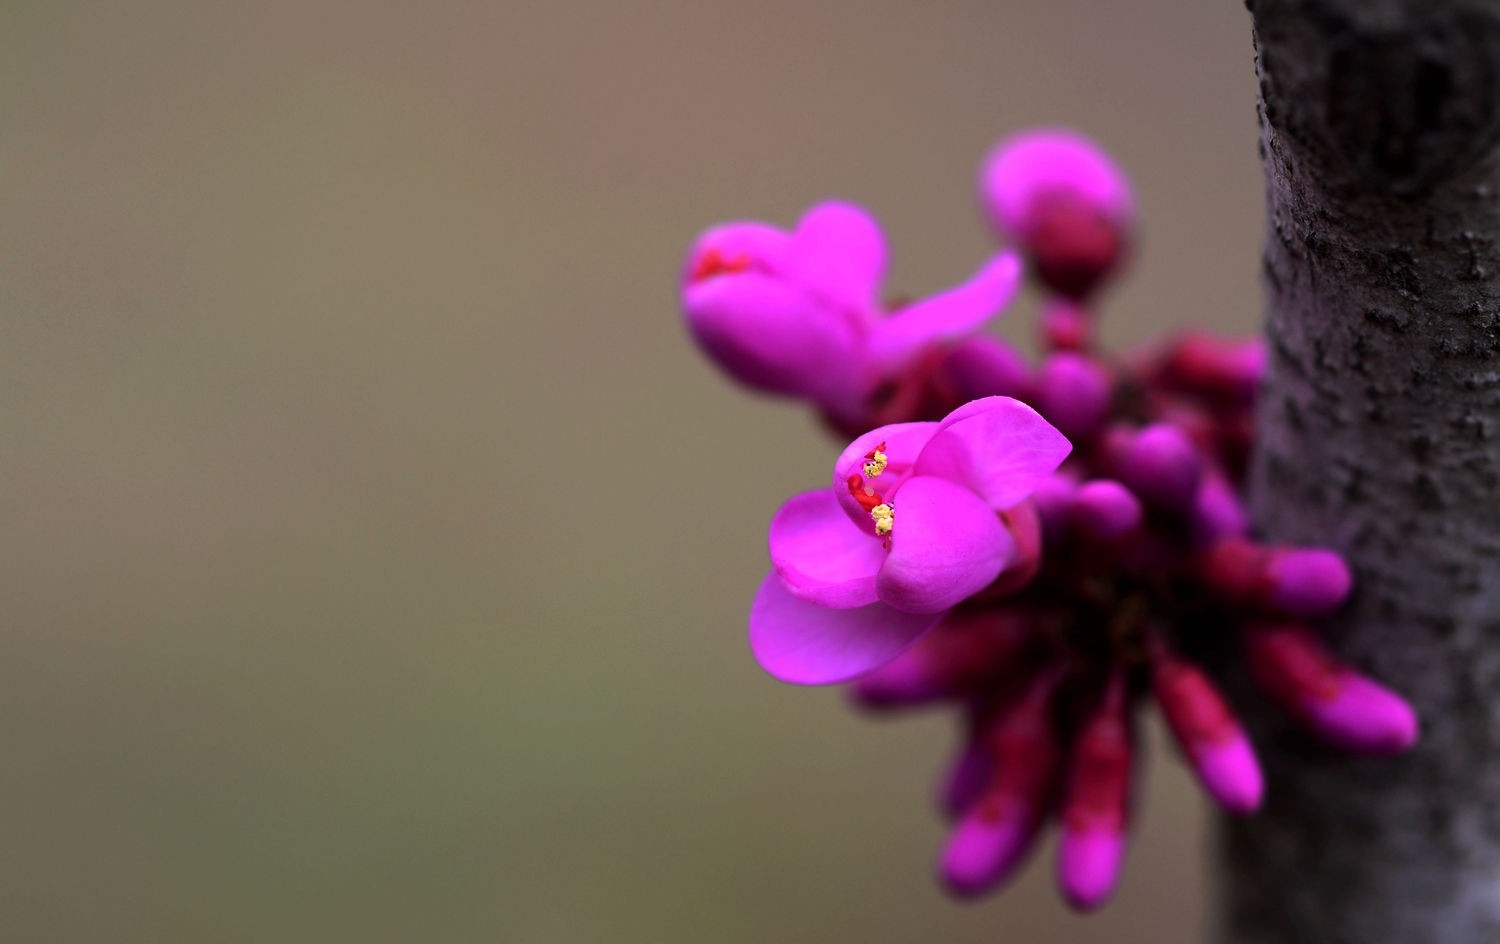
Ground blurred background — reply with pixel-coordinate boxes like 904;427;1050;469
0;2;1262;941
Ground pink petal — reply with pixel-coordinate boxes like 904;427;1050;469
683;273;858;400
785;200;887;318
863;252;1022;373
680;220;791;286
913;397;1073;510
979;128;1135;238
768;489;884;609
832;421;941;533
877;476;1014;614
749;572;941;685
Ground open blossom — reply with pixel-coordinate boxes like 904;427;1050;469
681;201;1025;428
686;126;1418;915
750;396;1070;685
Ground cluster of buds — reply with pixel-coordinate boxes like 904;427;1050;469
679;129;1417;912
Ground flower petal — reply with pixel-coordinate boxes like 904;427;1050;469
683;273;857;400
913;397;1073;510
785;201;887;318
768;490;884;609
864;252;1022;373
979;128;1135;238
680;220;791;286
749;572;941;685
877;476;1014;613
831;421;941;533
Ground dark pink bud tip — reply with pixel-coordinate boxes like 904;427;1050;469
1072;479;1143;541
1035;353;1112;441
1265;548;1353;617
1117;423;1203;512
1058;830;1126;912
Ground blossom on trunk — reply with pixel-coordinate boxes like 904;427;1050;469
750;396;1071;685
682;126;1419;915
681;201;1025;429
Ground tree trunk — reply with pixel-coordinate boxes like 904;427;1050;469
1224;1;1500;942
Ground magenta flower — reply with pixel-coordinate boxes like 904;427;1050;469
979;128;1133;302
685;127;1420;915
681;201;1022;424
749;396;1071;685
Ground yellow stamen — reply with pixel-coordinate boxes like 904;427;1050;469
863;448;888;479
870;503;894;536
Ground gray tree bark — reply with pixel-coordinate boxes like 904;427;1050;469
1223;2;1500;942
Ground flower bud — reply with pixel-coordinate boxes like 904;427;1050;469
942;335;1033;402
1057;676;1134;911
1244;625;1417;755
1116;423;1204;513
1151;645;1263;813
979;129;1134;301
1035;352;1113;441
1072;480;1143;542
1264;548;1353;618
940;673;1061;897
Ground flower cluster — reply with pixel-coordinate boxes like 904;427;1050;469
680;129;1417;912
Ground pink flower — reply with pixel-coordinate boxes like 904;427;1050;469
979;129;1133;301
681;201;1022;421
749;397;1071;685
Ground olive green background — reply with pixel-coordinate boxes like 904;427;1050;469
0;2;1260;941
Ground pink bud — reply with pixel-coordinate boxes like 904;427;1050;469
1265;548;1353;617
1160;331;1266;403
1040;300;1093;352
942;335;1033;402
940;673;1061;898
1192;473;1250;545
939;737;995;818
1035;353;1113;441
1031;473;1079;547
1151;646;1263;813
1244;625;1418;755
1072;480;1143;541
979;129;1134;301
1057;677;1134;911
1199;538;1270;605
1116;424;1204;512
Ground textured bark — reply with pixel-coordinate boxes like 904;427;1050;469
1223;2;1500;942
